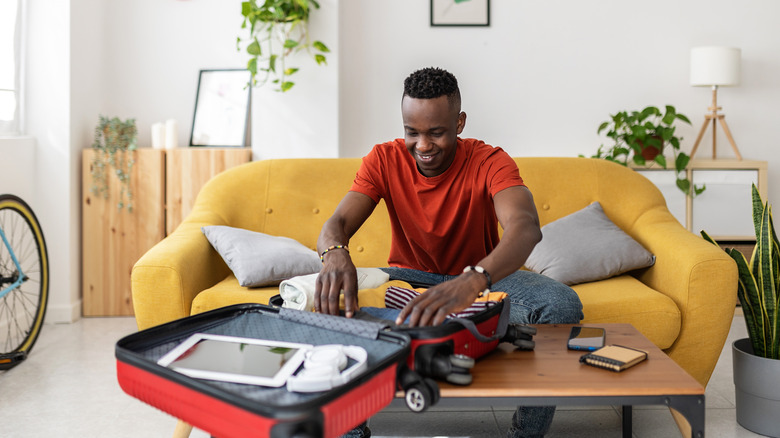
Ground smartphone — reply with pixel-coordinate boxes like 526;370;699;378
567;327;606;351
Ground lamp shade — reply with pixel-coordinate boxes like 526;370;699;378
690;46;741;87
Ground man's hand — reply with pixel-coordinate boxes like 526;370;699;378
315;250;359;317
395;273;484;327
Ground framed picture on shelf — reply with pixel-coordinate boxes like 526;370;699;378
430;0;490;27
190;69;251;147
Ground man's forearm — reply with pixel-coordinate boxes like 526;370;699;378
317;216;350;255
476;221;541;286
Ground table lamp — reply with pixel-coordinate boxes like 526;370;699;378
689;46;742;160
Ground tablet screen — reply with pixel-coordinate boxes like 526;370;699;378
158;334;311;386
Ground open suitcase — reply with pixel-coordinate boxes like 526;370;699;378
117;299;536;437
115;303;438;438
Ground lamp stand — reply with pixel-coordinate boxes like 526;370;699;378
689;85;742;160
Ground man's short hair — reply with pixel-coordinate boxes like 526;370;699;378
403;67;461;110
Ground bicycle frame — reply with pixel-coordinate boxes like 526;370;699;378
0;225;26;299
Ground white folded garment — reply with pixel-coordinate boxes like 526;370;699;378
280;268;390;311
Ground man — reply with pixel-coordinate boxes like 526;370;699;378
315;67;583;438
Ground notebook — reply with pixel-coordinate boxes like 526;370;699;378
579;344;648;372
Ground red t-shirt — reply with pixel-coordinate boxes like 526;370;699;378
350;137;525;275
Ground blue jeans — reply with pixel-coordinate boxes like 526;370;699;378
378;267;584;438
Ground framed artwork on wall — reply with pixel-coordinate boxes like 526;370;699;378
430;0;490;27
190;69;251;147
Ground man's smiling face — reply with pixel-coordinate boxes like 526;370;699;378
402;94;466;177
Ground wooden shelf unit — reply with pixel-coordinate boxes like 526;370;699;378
82;148;251;316
634;159;768;242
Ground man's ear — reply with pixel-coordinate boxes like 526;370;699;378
457;111;467;134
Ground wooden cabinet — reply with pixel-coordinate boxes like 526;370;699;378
82;148;251;316
635;159;768;242
165;148;252;235
82;149;165;317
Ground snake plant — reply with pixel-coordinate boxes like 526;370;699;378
702;184;780;359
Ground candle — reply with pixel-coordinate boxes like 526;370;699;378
151;122;165;149
165;119;178;149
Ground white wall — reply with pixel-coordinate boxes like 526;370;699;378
89;0;341;159
24;0;78;323
339;0;780;193
0;138;35;202
5;0;780;322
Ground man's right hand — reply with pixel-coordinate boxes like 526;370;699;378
314;249;359;318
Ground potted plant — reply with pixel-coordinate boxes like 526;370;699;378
238;0;330;92
702;185;780;437
90;115;137;212
587;105;705;197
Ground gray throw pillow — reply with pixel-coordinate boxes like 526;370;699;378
202;226;321;287
524;202;655;285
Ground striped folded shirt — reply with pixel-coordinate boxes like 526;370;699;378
384;286;498;319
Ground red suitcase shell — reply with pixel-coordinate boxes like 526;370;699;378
392;296;535;388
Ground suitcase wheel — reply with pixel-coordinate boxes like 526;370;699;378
502;324;537;349
449;354;475;369
404;377;440;413
445;372;473;386
512;339;535;350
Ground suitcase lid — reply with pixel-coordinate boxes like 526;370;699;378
116;303;410;416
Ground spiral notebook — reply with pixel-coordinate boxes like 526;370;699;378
579;345;648;372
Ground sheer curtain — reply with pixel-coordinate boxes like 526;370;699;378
0;0;23;136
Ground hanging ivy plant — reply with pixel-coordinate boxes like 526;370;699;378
238;0;330;92
90;116;138;212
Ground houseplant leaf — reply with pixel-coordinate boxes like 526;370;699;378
590;105;700;197
701;185;780;359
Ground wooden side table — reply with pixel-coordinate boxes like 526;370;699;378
394;323;705;438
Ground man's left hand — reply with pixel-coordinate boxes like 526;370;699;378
395;275;483;327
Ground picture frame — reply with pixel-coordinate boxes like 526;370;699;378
189;69;251;147
430;0;490;27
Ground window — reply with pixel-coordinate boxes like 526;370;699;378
0;0;22;136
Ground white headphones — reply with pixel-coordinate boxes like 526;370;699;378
286;344;368;393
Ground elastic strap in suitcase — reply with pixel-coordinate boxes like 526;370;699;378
447;297;510;343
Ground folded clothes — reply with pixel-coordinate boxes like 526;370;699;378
359;286;505;323
280;268;390;311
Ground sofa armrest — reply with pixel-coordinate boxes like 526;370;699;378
131;215;230;330
631;206;737;386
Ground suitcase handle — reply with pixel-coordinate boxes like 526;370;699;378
447;299;510;343
278;307;387;340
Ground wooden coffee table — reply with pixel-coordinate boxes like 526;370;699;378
395;323;705;438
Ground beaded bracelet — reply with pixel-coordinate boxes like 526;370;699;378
320;245;349;263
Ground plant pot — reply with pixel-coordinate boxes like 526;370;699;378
637;136;664;161
733;338;780;437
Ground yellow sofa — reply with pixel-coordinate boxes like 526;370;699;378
131;157;736;389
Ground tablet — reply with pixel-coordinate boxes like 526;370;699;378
157;333;312;387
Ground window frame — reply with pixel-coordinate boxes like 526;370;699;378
0;0;24;136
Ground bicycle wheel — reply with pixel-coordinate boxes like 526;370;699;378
0;194;49;368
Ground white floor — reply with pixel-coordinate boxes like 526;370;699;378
0;310;766;438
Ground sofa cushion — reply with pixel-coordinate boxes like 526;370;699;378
191;275;406;315
573;275;681;349
202;225;321;287
525;202;655;285
191;275;280;315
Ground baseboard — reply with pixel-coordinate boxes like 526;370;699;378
44;299;82;323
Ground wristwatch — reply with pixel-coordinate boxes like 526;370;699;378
463;265;491;298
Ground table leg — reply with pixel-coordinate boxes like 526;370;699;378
622;405;632;438
668;395;705;438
